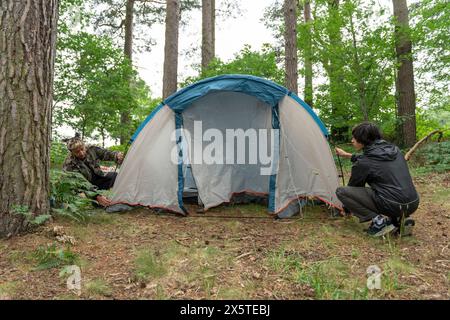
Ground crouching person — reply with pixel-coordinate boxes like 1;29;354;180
63;134;124;207
335;122;419;237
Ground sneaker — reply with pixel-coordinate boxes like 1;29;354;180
397;217;415;237
366;215;397;237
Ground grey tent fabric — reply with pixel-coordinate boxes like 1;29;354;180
274;96;341;213
111;75;342;216
111;105;182;213
181;91;273;209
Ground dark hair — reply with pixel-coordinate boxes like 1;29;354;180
351;122;382;146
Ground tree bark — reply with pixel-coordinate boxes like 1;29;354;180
120;0;135;145
303;0;313;107
284;0;298;94
393;0;417;147
211;0;215;62
0;0;58;238
163;0;180;99
202;0;215;72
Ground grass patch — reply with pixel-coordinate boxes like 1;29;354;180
379;257;416;293
134;249;167;282
8;250;33;271
266;246;370;299
216;287;248;299
53;293;81;300
183;246;221;297
0;281;21;299
294;258;350;299
431;187;450;203
85;279;112;297
87;212;117;225
32;243;79;271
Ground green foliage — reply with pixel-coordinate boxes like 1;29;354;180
134;250;167;282
412;141;450;174
51;141;69;168
50;170;98;223
182;44;284;86
54;30;154;144
263;0;449;144
84;279;112;297
55;1;157;145
11;205;51;227
32;243;79;271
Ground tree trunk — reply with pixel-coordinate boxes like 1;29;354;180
303;0;313;107
284;0;298;94
211;0;215;62
393;0;417;147
202;0;215;73
120;0;135;145
162;0;180;99
0;0;58;238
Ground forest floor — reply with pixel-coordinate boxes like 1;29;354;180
0;171;449;300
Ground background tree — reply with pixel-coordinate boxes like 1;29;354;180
284;0;299;94
202;0;215;73
302;0;313;107
393;0;417;147
54;32;153;143
0;0;59;238
163;0;181;98
183;44;284;86
410;0;450;139
120;0;135;144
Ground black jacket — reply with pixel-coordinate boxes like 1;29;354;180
349;140;419;215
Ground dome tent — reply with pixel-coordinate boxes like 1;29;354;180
111;74;342;216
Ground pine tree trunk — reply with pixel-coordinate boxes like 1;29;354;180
202;0;215;73
393;0;417;147
284;0;298;94
211;0;215;61
303;0;313;107
0;0;58;238
120;0;134;145
163;0;180;99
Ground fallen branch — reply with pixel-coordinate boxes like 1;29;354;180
405;130;443;161
235;252;252;260
170;236;191;248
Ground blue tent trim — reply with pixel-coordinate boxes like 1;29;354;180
175;112;188;214
164;74;289;113
131;75;329;142
268;103;280;212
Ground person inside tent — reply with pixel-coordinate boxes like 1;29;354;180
334;122;419;237
62;133;124;207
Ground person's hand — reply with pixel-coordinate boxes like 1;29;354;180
335;147;352;159
116;152;124;165
96;195;112;207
